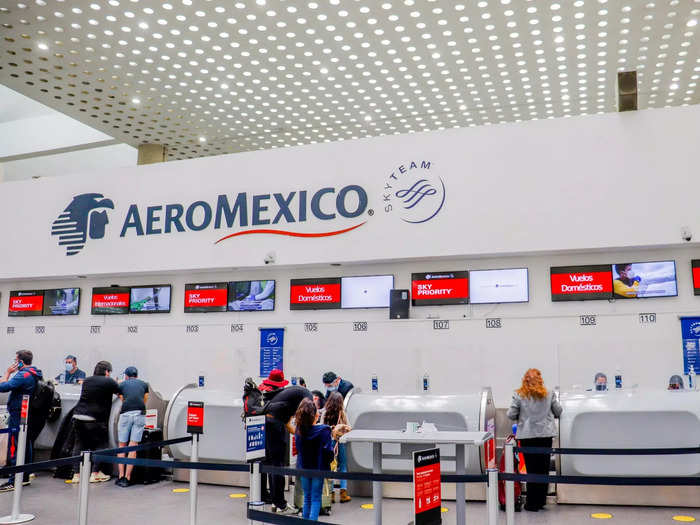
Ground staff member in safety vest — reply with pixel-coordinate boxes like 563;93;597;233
0;350;43;492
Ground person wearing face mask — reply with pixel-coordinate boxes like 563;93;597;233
594;372;608;391
668;375;685;390
322;372;354;400
71;360;120;484
0;350;43;492
55;354;86;384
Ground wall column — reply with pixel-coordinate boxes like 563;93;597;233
137;143;167;165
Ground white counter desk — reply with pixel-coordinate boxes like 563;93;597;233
341;429;491;525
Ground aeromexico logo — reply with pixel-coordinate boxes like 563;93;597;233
51;193;115;256
51;162;445;256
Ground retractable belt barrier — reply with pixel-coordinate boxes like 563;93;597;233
0;428;18;435
95;435;193;456
247;508;340;525
514;445;700;455
500;472;700;486
0;456;82;478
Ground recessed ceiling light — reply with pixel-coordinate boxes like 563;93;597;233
132;98;140;104
688;19;698;27
199;136;207;142
37;43;48;50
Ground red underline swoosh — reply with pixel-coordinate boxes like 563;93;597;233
214;221;366;244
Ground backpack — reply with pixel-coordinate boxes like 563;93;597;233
28;379;58;442
242;378;267;419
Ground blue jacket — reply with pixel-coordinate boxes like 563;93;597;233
325;378;354;400
295;424;334;471
0;366;43;421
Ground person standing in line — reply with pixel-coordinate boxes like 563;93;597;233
506;368;562;512
71;360;120;483
0;350;43;492
322;392;352;503
258;369;289;505
322;372;354;400
115;366;149;487
55;355;86;384
294;398;334;521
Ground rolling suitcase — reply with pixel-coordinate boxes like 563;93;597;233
293;476;333;516
130;428;164;485
498;437;523;512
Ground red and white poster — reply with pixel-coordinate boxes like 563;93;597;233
692;260;700;296
550;264;613;301
186;401;204;434
411;271;469;306
413;448;442;525
8;290;44;317
289;278;342;310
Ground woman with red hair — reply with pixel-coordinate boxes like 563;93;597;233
506;368;562;512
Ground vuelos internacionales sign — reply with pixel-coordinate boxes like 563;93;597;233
50;160;445;256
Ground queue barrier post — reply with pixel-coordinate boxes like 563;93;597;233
78;451;91;525
487;468;498;525
0;395;34;525
505;441;515;525
250;461;262;504
189;434;199;525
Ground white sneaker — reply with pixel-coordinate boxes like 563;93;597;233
70;473;80;484
89;472;110;483
275;504;297;515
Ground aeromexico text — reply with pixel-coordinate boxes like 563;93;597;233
117;185;368;237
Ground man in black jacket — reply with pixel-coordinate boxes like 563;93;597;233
322;372;354;400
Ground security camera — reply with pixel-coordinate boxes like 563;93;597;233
682;227;693;242
264;252;276;265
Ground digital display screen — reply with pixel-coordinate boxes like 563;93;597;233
92;287;131;315
612;261;677;299
184;283;228;313
8;290;44;317
228;280;276;311
130;285;172;313
411;271;469;306
341;275;394;309
43;288;80;315
693;260;700;296
550;265;613;301
469;268;529;304
290;278;341;310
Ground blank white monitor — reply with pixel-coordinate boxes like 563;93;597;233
469;268;529;304
341;275;394;308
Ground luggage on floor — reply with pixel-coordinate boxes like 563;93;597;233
130;428;164;485
293;476;333;516
498;437;523;512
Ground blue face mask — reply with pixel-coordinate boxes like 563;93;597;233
326;385;338;393
65;363;73;372
595;383;607;391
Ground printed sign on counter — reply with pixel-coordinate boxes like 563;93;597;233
144;408;157;430
186;401;204;434
259;327;284;377
413;447;442;525
681;317;700;374
245;415;266;462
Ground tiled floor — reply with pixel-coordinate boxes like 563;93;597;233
1;473;698;524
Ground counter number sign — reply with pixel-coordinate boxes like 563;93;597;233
187;401;204;434
413;447;442;525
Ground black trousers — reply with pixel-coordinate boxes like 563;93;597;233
519;436;552;509
74;419;109;473
265;418;288;508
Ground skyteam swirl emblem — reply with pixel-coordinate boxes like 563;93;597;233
383;160;446;224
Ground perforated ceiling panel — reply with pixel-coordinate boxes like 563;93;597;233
1;0;699;160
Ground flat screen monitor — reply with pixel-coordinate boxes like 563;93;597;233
8;290;44;317
469;268;529;304
290;278;341;310
228;280;276;312
184;283;228;313
341;275;394;309
612;261;677;299
130;285;172;313
550;264;613;301
92;287;131;315
693;260;700;296
411;271;469;306
43;288;80;315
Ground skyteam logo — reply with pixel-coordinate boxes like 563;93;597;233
383;160;446;224
51;193;114;256
266;332;279;345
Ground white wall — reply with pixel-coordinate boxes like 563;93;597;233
2;244;699;407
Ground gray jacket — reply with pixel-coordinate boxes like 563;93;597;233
506;391;562;439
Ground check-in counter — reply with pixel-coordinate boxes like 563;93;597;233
344;388;495;500
35;384;82;450
164;383;247;485
557;388;700;506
